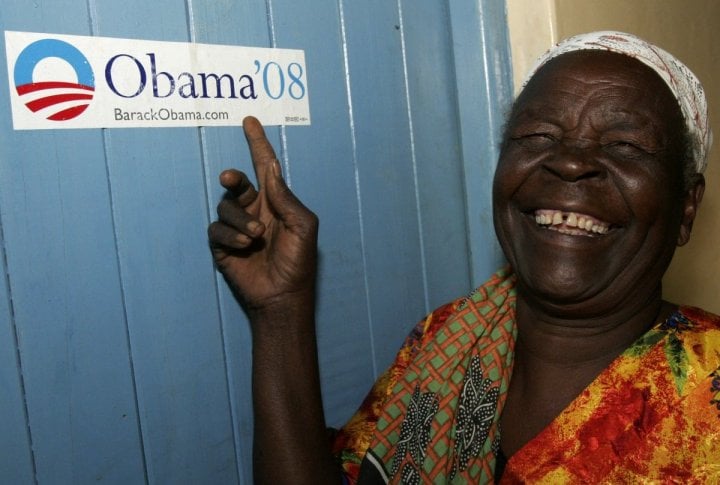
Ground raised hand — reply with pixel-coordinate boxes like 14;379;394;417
208;116;318;313
208;118;340;484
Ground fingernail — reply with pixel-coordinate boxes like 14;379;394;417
272;160;281;177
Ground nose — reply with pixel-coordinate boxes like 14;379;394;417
542;139;605;182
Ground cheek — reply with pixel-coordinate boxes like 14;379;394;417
493;151;532;199
492;157;531;263
492;162;523;237
617;170;681;223
615;173;686;265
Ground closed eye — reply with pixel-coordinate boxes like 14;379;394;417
511;133;558;151
602;141;652;160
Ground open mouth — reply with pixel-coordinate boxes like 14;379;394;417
533;209;613;236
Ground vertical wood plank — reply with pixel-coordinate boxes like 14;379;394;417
400;0;474;309
0;223;35;485
0;12;37;482
448;0;514;287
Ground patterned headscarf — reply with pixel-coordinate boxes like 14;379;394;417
523;31;712;174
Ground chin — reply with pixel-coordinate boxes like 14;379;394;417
516;264;604;305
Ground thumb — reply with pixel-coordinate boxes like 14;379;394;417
264;159;314;225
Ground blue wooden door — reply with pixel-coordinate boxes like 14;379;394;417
0;1;512;483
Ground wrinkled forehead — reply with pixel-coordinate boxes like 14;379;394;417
511;50;683;129
519;50;673;104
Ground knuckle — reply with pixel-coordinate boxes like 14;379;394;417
236;172;253;191
216;200;226;218
237;187;258;206
298;210;319;237
207;222;222;240
216;199;235;219
306;210;319;228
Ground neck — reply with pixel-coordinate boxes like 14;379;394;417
514;289;673;367
499;289;677;457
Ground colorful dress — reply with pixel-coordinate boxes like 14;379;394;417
332;268;720;484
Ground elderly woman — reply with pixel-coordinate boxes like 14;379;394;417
208;32;719;483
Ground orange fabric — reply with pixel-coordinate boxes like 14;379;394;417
502;306;720;484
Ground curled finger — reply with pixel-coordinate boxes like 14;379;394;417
208;221;255;251
219;169;258;207
216;198;266;236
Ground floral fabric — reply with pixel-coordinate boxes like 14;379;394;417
503;306;720;484
332;269;720;484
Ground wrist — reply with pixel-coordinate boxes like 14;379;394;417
246;287;316;335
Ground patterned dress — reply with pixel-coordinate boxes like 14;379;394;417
332;268;720;484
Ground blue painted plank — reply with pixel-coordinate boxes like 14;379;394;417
269;0;377;426
341;0;427;373
0;12;36;482
448;0;514;286
400;0;474;309
0;6;147;485
0;222;35;485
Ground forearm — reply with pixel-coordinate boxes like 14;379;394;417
250;293;341;485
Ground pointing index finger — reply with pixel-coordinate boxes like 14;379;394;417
243;116;278;187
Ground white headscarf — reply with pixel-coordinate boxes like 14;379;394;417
523;31;712;174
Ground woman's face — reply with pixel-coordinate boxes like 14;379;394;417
493;50;694;316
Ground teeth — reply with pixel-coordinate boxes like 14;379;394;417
566;213;578;227
533;209;610;236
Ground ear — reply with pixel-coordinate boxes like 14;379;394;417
677;175;705;246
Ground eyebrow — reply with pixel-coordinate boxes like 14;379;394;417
511;105;566;124
593;108;665;136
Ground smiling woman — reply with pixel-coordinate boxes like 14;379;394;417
494;49;693;311
208;31;719;484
